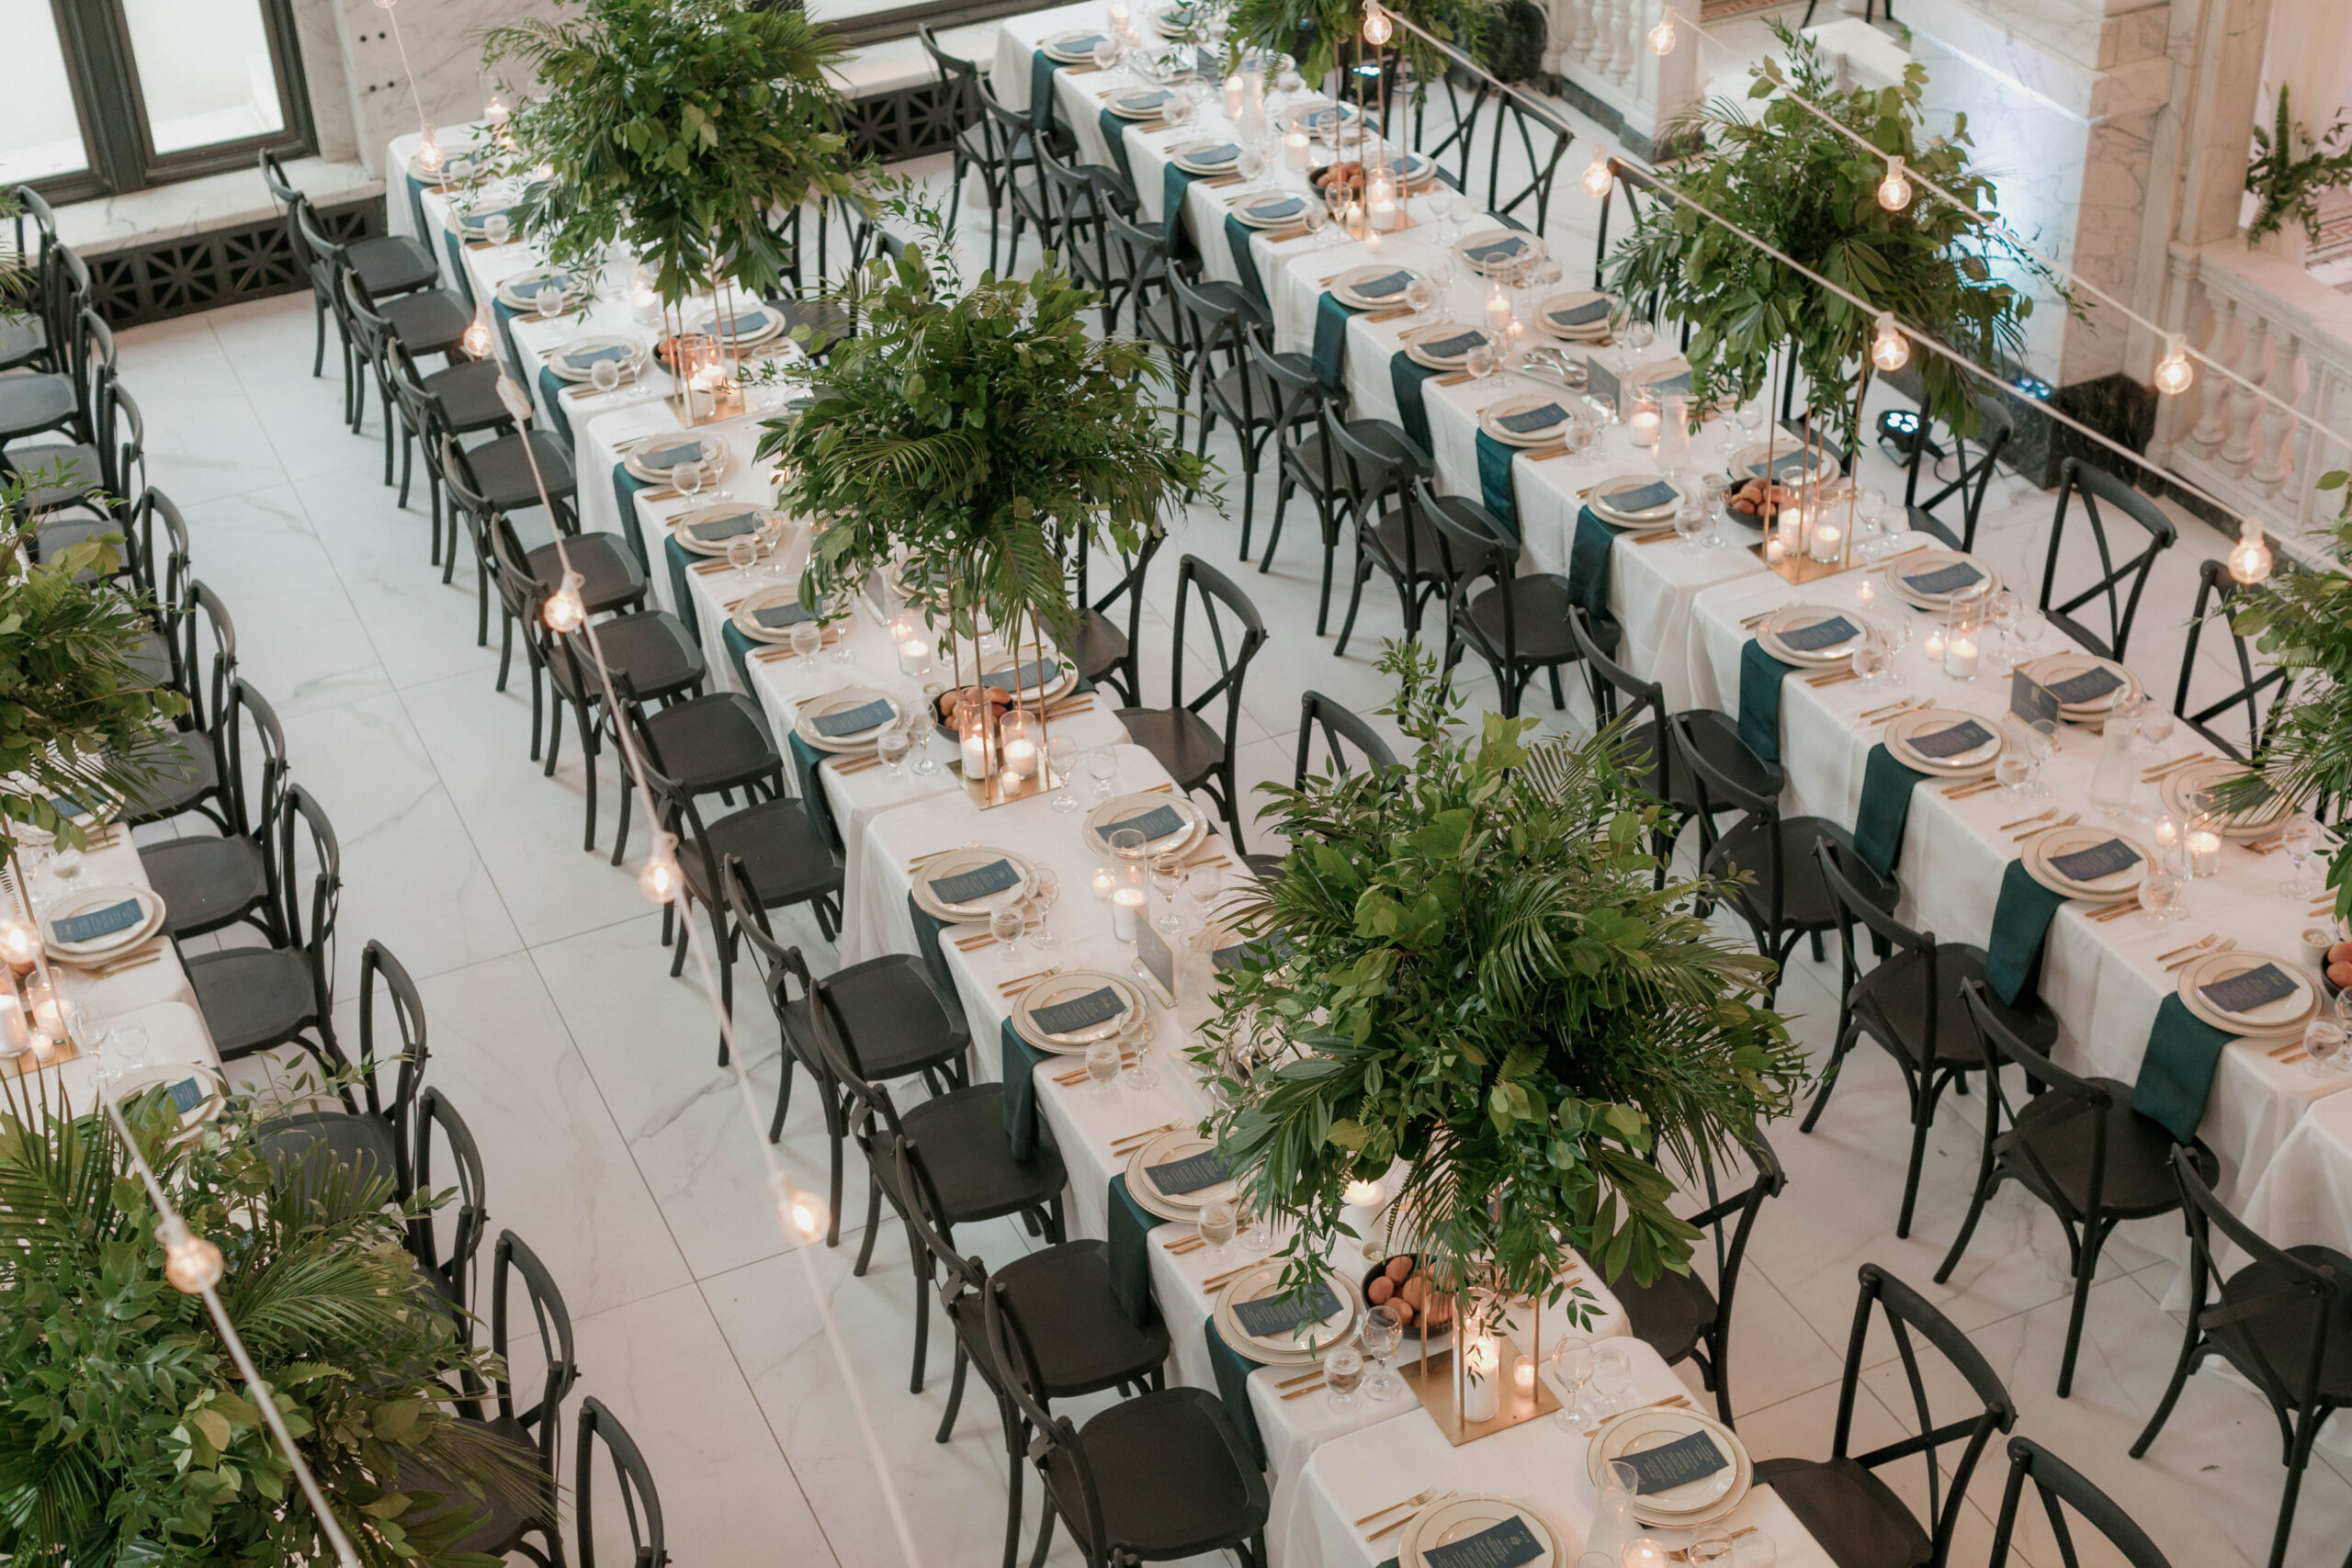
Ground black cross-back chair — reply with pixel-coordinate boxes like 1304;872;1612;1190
119;487;189;694
1755;1263;2017;1568
1117;553;1266;850
256;939;427;1204
1421;480;1583;718
1593;158;1667;301
918;26;997;261
2132;1146;2351;1568
1599;1129;1784;1427
384;330;515;559
0;255;98;453
15;369;138;526
141;677;288;945
1040;154;1134;333
2175;555;2296;761
1989;1437;2172;1568
1903;391;2013;552
575;1398;669;1568
449;444;639;671
262;151;438;378
984;1277;1268;1568
1809;840;2050;1237
979;90;1062;275
1252;346;1419;637
409;1087;487;1325
304;204;469;433
1326;411;1439;654
1239;691;1399;884
124;578;237;832
609;671;785;868
184;784;346;1080
1068;524;1163;706
2;186;58;373
2037;457;2177;661
1944;977;2211;1396
1167;272;1285;538
1104;209;1178;355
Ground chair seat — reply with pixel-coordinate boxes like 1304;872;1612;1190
389;1424;558;1556
1854;943;2057;1070
2208;1245;2352;1404
32;511;122;578
348;233;441;299
1997;1079;2188;1217
183;945;322;1057
381;290;473;357
9;440;105;511
549;610;702;704
122;735;220;823
960;1240;1171;1395
1205;364;1283;430
1595;1252;1716;1366
525;530;644;613
1069;606;1129;686
1622;707;1780;817
641;691;779;794
423;356;515;433
256;1110;402;1196
1115;705;1224;790
0;373;77;441
140;834;268;937
824;953;968;1080
0;314;43;371
1363;504;1448;585
1295;420;1417;502
1704;815;1860;932
1906;503;1963;551
466;430;577;511
1753;1455;1931;1568
899;1083;1067;1223
1465;573;1579;662
680;796;842;908
125;625;173;688
1194;279;1265;330
1044;1386;1270;1559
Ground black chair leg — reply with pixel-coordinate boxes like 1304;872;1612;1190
768;1055;794;1141
311;295;327;377
1260;479;1294;573
1934;1152;1996;1284
935;1338;969;1441
1895;1084;1934;1239
1800;1028;1859;1133
852;1168;883;1275
908;1224;932;1393
999;1404;1025;1568
2055;1220;2112;1398
1335;554;1374;656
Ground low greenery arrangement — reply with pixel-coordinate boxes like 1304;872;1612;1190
2245;83;2352;250
755;240;1205;652
0;1077;540;1565
0;469;187;847
1194;645;1804;1325
482;0;863;306
1227;0;1490;95
1606;25;2061;455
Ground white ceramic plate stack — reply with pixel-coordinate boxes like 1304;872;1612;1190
41;884;165;965
1211;1259;1360;1365
453;198;518;241
1883;707;2007;781
1231;190;1312;229
2018;651;2140;725
107;1061;227;1145
1536;289;1611;344
1477;394;1574;448
547;335;646;385
2177;950;2320;1043
793;687;901;754
1170;139;1242;175
1729;438;1841;488
1588;1407;1754;1529
1085;791;1206;857
1455;229;1543;276
978;647;1077;703
1396;1496;1564;1568
1105;85;1173;119
622;434;728;485
1041;28;1110;62
1402;321;1488;370
1018;969;1148;1055
495;268;589;315
2022;824;2153;903
1330;265;1421;310
1283;100;1359;135
2160;758;2291;841
911;846;1036;925
1755;604;1867;667
693;304;784;349
409;147;481;183
1588;472;1684;526
730;584;820;645
668;503;767;558
1362;149;1439;190
1883;549;2001;612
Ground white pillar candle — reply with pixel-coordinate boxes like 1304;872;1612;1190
2188;829;2222;877
1621;1541;1670;1568
1628;410;1661;447
1811;522;1842;563
1944;633;1979;679
1223;74;1244;118
1486;285;1512;337
960;729;990;780
1112;886;1147;941
1924;626;1947;662
1284;130;1311;170
1462;1334;1499;1421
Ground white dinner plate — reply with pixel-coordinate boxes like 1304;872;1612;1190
453;199;518;239
1084;791;1205;857
1125;1127;1236;1210
1015;969;1147;1053
1884;707;2006;779
911;845;1035;924
2177;950;2319;1041
1330;265;1421;311
1454;229;1542;276
1405;1495;1559;1568
1588;471;1684;525
668;502;768;558
729;582;822;645
409;149;483;184
1536;288;1612;341
1213;1262;1357;1362
1477;393;1575;448
1401;320;1487;370
546;335;645;383
793;686;900;755
1169;138;1242;175
1884;548;2000;612
1589;1406;1753;1526
1105;85;1174;119
2160;758;2290;839
494;268;589;315
1729;438;1841;488
2024;825;2152;901
40;884;165;964
1756;603;1866;667
692;304;783;347
976;645;1076;703
106;1060;227;1145
1282;100;1360;134
621;433;729;485
2019;651;2140;717
1041;28;1111;62
1232;190;1312;229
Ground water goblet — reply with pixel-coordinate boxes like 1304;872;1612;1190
2139;867;2185;927
1324;1345;1365;1413
1149;851;1189;934
1881;615;1913;685
1674;496;1707;552
906;706;939;774
2283;811;2325;896
1120;1014;1159;1090
1688;1534;1736;1567
2025;717;2057;797
1589;1345;1633;1417
1549;1334;1596;1431
1360;1303;1405;1400
1301;200;1329;242
1086;746;1122;802
50;846;84;891
1197;1198;1239;1259
990;904;1027;960
728;536;758;582
1995;750;2030;800
876;724;911;777
1851;640;1889;687
1403;276;1437;318
787;621;823;682
2301;1020;2346;1079
1029;868;1062;952
1236;145;1266;190
674;459;706;501
537;277;570;320
1084;1039;1124;1098
1048;739;1081;814
1093;37;1119;69
483;212;512;245
1701;472;1730;547
1464;334;1498;383
1731;1534;1778;1568
109;1018;150;1069
591;357;622;395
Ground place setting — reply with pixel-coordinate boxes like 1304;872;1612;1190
1039;27;1110;62
691;303;785;349
40;884;168;973
1402;321;1492;371
2160;759;2292;840
1329;265;1422;311
1882;707;2007;780
1537;288;1613;344
1477;394;1576;452
1883;548;1999;612
1013;968;1150;1056
495;267;592;317
1383;1494;1571;1568
2176;949;2323;1043
546;334;649;390
1212;1258;1361;1367
1729;436;1840;488
620;432;729;485
2019;825;2153;906
977;648;1078;702
1102;84;1173;120
910;844;1038;927
1084;789;1208;857
1588;1401;1756;1531
1752;603;1867;667
1231;189;1312;229
666;502;768;556
2018;650;2140;723
793;687;902;755
1587;472;1685;531
1169;138;1243;175
1455;229;1543;276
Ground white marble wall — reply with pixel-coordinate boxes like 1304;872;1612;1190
331;0;562;175
292;0;358;162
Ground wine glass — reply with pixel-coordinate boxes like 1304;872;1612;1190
876;723;911;777
1186;863;1225;931
674;459;706;501
1086;746;1121;802
2300;1020;2346;1079
1121;1014;1159;1091
483;211;513;245
2024;718;2057;797
537;277;569;319
906;706;938;774
1084;1039;1124;1098
989;904;1026;960
109;1018;150;1070
1197;1198;1239;1259
2283;811;2325;896
1029;867;1062;951
1464;333;1498;383
1852;639;1890;687
1688;1534;1736;1567
1324;1344;1365;1413
1092;36;1119;70
1731;1534;1778;1568
1360;1302;1405;1401
1403;276;1436;318
1589;1345;1633;1416
590;356;622;395
1549;1334;1596;1431
1301;199;1329;242
1881;615;1912;685
2139;867;2186;927
1236;144;1266;190
1149;851;1188;934
1700;472;1730;547
1675;495;1707;552
50;846;84;893
728;535;758;582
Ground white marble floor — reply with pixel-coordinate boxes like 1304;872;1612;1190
106;142;2352;1568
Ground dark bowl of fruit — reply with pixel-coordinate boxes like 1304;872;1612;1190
1725;478;1797;525
1361;1254;1456;1341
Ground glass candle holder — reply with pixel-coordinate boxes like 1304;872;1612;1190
630;264;661;325
0;917;37;976
1625;385;1661;446
1000;706;1041;782
1942;592;1984;680
889;614;932;678
1462;1331;1500;1421
954;690;997;781
2188;819;2223;879
1656;390;1692;473
1112;862;1149;942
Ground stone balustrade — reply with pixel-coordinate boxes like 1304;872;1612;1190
1542;0;1700;161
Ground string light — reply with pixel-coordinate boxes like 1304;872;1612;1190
1871;310;1909;372
1876;155;1912;212
773;1172;829;1242
415;130;444;175
2229;522;2274;584
158;1218;225;1293
1581;146;1615;198
2154;333;2195;396
1361;1;1392;48
1647;11;1678;55
541;570;587;634
637;830;683;905
460;313;492;359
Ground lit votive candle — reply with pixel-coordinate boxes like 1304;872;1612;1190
1003;737;1038;779
1621;1540;1670;1568
2188;829;2222;878
1764;536;1785;566
1855;578;1877;611
1812;521;1843;563
0;919;36;974
1343;1178;1385;1209
1223;73;1245;118
1513;1355;1536;1396
1924;626;1947;662
1112;886;1147;942
1944;633;1979;680
1628;409;1661;447
2154;814;2182;867
1486;285;1512;337
1091;864;1118;899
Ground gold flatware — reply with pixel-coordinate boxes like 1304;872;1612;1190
2154;935;2218;964
689;559;733;575
1143;783;1176;794
1807;669;1860;688
1532;446;1581;462
82;952;164;976
2013;812;2079;841
1363;306;1414;323
1199;1264;1253;1290
1000;965;1061;990
956;926;1034;952
1276;1366;1326;1388
1108;1121;1182;1152
1634;528;1681;545
1368;1494;1458;1542
1860;697;1919;719
1280;1380;1328;1400
906;843;976;870
2268;1038;2305;1056
1740;610;1775;628
2142;755;2205;781
1434;371;1474;386
2278;1050;2310;1066
1997;808;2055;832
2164;937;2235;972
832;755;887;775
1353;1488;1436;1527
2090;900;2139;921
1943;779;2000;799
1165;1233;1206;1254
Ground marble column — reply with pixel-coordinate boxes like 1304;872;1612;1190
332;0;564;174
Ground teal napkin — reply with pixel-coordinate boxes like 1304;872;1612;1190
404;173;433;252
787;732;845;854
1984;859;2067;1005
442;230;476;309
1000;1016;1050;1163
720;619;756;691
492;298;526;377
534;365;573;449
1311;291;1361;392
2132;995;2232;1145
1853;743;1929;876
1736;639;1799;765
1030;51;1062;131
1224;213;1267;308
662;533;702;644
1160;163;1203;254
1099;107;1136;184
1107;1174;1166;1325
1568;506;1624;622
608;462;656;573
1390;351;1439;451
1205;1320;1270;1470
1475;430;1521;540
909;895;954;993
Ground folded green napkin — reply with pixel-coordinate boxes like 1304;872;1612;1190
1224;212;1267;308
908;895;954;994
1312;291;1361;392
608;462;657;573
1390;351;1439;451
662;533;702;644
1099;107;1136;184
535;364;573;448
442;230;476;308
1984;859;2067;1005
787;732;844;854
2132;995;2233;1145
1160;163;1202;254
1475;430;1521;539
1568;506;1624;622
1029;51;1062;131
1205;1320;1270;1469
1854;743;1929;876
1000;1016;1051;1162
1736;639;1799;765
1106;1174;1166;1326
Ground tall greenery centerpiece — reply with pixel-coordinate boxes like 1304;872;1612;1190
756;243;1206;717
1607;26;2061;455
0;1079;541;1565
1227;0;1490;95
482;0;862;311
1196;645;1805;1329
2245;84;2352;251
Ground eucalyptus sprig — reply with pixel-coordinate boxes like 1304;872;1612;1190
1194;643;1805;1325
2245;83;2352;250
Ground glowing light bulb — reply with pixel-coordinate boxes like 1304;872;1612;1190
158;1221;225;1293
371;0;396;10
415;130;444;175
2228;523;2273;584
1871;310;1909;372
1361;1;1392;46
542;570;588;634
773;1173;829;1241
1877;155;1912;212
461;315;492;359
2154;333;2194;396
1581;147;1614;198
638;830;683;905
1647;13;1677;54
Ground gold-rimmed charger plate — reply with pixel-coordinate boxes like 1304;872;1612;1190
2177;950;2319;1042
